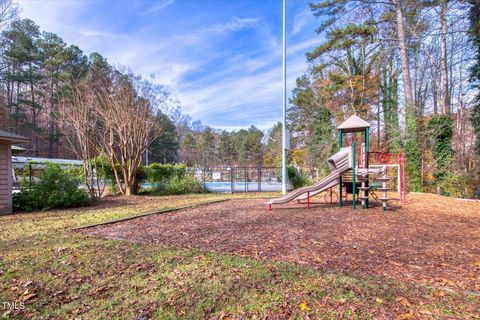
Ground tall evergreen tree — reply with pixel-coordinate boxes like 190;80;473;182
240;126;263;165
181;133;197;166
2;19;41;131
38;31;68;157
218;130;235;165
197;127;216;166
148;112;179;164
263;122;282;167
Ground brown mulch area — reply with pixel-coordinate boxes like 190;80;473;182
85;193;480;291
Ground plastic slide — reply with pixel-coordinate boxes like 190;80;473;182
267;147;353;206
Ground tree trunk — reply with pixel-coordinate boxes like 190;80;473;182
393;0;413;107
392;0;422;191
440;0;450;115
125;182;133;196
30;62;38;156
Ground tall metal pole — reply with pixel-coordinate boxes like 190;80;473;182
281;0;287;195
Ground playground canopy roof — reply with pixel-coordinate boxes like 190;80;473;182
338;115;371;133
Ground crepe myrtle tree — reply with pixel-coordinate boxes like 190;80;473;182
94;71;169;195
61;81;105;201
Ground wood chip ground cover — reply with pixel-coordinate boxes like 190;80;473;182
87;194;480;292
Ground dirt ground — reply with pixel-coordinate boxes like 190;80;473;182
86;193;480;292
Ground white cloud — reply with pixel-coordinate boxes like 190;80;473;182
177;54;309;121
17;0;86;34
144;0;175;14
206;17;259;33
77;30;130;40
15;0;319;130
292;7;313;35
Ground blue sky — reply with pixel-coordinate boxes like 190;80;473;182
18;0;322;131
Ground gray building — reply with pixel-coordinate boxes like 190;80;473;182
0;130;28;214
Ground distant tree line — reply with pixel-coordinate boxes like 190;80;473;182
1;0;480;198
0;0;280;172
179;124;267;167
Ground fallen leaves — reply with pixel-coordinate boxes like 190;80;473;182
86;196;480;293
438;278;456;287
22;293;36;302
395;312;415;320
375;297;384;304
21;287;37;302
418;309;432;315
299;301;310;312
1;193;479;319
396;297;411;307
432;289;447;298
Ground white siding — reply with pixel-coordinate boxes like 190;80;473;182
0;142;12;214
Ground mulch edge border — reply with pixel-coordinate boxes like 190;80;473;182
72;198;231;231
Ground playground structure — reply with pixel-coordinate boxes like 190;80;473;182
267;115;407;211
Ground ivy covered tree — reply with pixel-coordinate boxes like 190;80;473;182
470;0;480;155
427;115;454;193
310;108;337;175
380;57;401;153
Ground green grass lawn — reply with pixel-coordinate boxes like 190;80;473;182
1;193;478;319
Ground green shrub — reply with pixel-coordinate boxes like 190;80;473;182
287;165;311;189
145;163;187;183
141;171;205;196
13;163;89;212
436;172;475;198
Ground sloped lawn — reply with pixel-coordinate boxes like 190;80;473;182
1;193;479;319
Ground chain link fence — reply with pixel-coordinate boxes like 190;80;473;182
192;166;284;193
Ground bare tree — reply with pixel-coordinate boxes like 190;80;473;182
0;0;18;31
60;82;105;201
95;74;165;195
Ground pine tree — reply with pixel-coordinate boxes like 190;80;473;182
1;19;41;151
218;130;235;165
263;122;282;167
197;127;216;167
181;133;197;166
38;31;68;157
148;112;179;164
